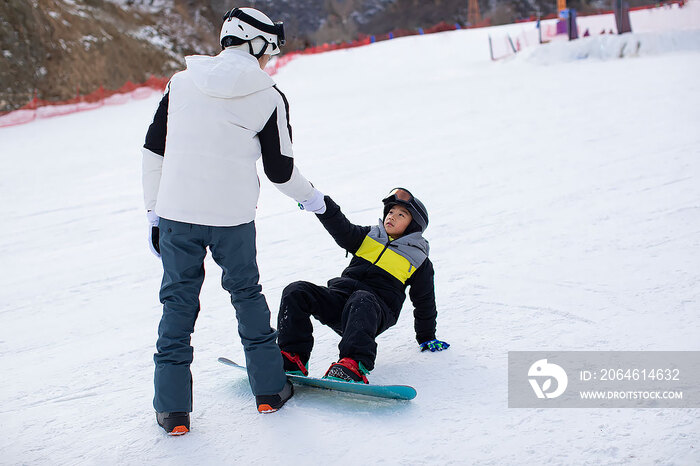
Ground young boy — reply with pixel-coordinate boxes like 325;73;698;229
277;188;449;383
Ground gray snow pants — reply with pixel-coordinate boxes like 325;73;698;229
153;218;286;413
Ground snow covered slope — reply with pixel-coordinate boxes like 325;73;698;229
2;14;699;465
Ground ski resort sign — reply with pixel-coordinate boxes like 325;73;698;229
509;351;700;408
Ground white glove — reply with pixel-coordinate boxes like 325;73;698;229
299;189;326;214
146;210;161;258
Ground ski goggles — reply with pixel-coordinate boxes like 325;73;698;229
383;188;414;204
382;188;428;229
222;8;286;46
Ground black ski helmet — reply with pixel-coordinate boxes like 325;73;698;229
382;188;429;233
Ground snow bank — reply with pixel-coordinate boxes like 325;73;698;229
523;29;700;63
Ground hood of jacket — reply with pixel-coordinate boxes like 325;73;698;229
184;48;275;99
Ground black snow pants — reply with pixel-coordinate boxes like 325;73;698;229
277;281;397;371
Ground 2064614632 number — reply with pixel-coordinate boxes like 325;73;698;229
599;368;680;381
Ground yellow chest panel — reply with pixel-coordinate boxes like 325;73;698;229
355;236;416;284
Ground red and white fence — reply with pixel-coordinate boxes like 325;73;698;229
0;77;170;128
0;19;490;128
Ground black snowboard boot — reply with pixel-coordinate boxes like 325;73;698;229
156;411;190;435
323;358;369;384
256;380;294;413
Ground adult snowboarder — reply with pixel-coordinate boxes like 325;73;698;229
141;7;325;435
277;188;449;383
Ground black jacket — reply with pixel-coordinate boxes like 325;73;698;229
317;196;438;343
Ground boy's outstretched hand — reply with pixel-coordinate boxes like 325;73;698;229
419;339;450;352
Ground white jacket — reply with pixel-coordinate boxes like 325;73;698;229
142;48;315;226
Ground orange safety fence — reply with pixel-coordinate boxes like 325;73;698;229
0;76;169;128
264;21;475;75
1;19;480;128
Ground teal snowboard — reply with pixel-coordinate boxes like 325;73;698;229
218;357;416;401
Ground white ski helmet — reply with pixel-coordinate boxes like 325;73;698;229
220;7;285;57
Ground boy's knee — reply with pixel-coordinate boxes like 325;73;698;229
348;290;376;307
345;291;381;319
282;281;314;299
